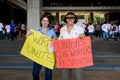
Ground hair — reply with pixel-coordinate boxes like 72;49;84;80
64;12;78;23
40;15;51;27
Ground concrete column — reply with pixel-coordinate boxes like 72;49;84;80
56;11;59;24
27;0;40;31
104;13;109;22
85;15;88;24
90;12;93;23
40;0;43;17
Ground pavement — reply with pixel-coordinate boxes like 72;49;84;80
0;36;120;80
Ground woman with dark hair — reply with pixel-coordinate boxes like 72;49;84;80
26;15;57;80
59;12;85;80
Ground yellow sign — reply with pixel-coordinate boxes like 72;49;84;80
20;29;55;69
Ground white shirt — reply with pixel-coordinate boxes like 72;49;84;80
88;24;94;33
21;24;26;30
0;23;3;31
101;23;110;32
118;25;120;33
80;23;86;32
115;26;118;32
59;24;84;39
107;23;111;29
111;24;118;32
5;25;11;33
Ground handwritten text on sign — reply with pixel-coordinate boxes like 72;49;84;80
20;29;55;69
54;36;93;68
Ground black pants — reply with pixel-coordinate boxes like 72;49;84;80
10;31;17;41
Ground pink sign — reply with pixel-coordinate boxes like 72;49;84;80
54;36;93;68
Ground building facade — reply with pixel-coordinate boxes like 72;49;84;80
0;0;120;30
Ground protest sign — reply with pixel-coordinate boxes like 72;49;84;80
20;29;55;69
54;36;93;68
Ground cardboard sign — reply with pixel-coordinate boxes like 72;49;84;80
54;36;93;68
20;29;55;69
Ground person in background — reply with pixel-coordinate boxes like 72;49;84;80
26;15;57;80
59;12;85;80
0;22;3;39
10;20;17;41
56;24;63;37
95;24;101;38
21;23;26;37
88;23;95;39
111;23;118;42
101;22;111;41
5;24;11;40
80;23;86;35
118;24;120;39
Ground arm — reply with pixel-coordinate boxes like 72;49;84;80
52;37;58;40
79;33;85;38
